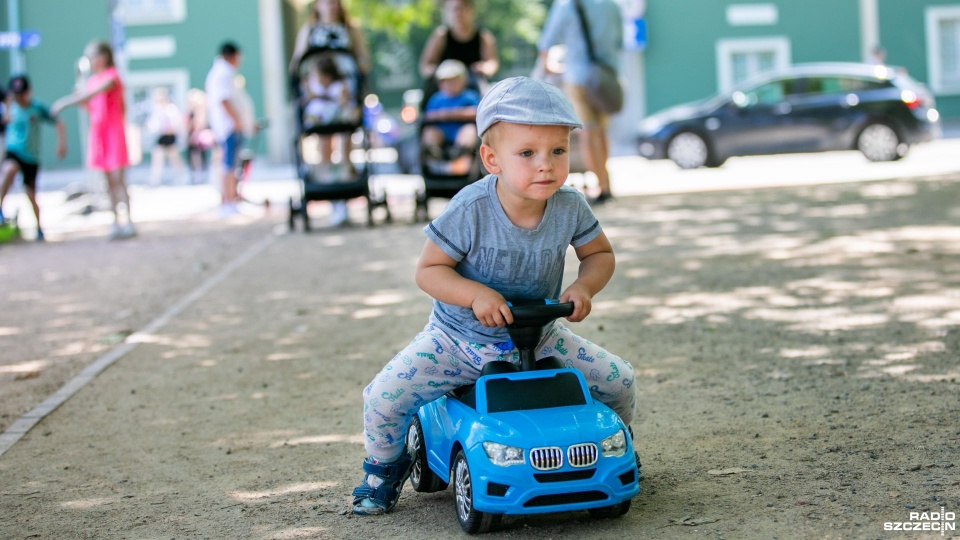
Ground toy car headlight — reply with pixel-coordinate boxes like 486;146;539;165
483;442;525;467
600;429;627;458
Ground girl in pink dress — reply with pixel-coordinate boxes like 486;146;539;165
53;41;135;240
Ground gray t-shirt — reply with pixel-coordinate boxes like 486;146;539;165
423;174;601;343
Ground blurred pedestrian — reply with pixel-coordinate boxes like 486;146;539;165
289;0;371;76
871;45;887;65
53;40;136;239
0;75;67;241
289;0;370;226
419;0;499;92
185;88;213;184
538;0;622;205
205;41;244;216
146;87;185;186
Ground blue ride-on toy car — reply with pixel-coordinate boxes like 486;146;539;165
406;300;639;533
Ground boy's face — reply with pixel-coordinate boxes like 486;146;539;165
438;75;467;96
13;90;31;105
480;122;571;202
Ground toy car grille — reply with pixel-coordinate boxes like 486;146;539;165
567;443;598;467
529;447;564;470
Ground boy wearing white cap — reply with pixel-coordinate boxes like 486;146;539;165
351;77;636;515
421;59;480;175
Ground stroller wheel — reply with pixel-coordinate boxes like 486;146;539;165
414;193;428;223
288;197;297;231
302;201;311;232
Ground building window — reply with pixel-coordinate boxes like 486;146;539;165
926;6;960;94
118;0;186;25
716;37;791;93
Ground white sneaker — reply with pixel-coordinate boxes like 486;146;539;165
219;203;239;218
329;201;348;226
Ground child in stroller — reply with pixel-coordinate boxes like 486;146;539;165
302;55;356;134
289;46;389;230
415;59;484;221
421;59;479;176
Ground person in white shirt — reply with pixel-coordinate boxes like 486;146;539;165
204;41;244;214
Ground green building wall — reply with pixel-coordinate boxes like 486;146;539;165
878;0;960;117
6;0;268;169
643;0;862;116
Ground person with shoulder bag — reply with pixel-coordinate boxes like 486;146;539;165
538;0;623;205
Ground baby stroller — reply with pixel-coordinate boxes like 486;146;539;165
413;74;486;222
289;46;391;230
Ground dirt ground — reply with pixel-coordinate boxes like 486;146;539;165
0;176;958;539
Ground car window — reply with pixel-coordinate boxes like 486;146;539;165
804;76;890;95
743;80;787;106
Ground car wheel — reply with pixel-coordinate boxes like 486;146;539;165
407;416;447;493
858;122;904;162
667;132;710;169
453;450;501;534
588;499;631;519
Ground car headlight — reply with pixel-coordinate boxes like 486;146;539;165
600;429;627;458
639;117;662;135
483;442;525;467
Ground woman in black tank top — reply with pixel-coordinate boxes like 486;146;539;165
419;0;499;86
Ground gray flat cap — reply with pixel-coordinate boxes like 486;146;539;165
476;76;582;136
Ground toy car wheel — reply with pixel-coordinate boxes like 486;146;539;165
587;499;631;519
407;416;447;493
453;450;501;534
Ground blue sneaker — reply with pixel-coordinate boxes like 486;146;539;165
0;208;5;226
35;229;45;242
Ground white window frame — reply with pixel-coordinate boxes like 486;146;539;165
925;5;960;95
118;0;186;25
716;37;791;93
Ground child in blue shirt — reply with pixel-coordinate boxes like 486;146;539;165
421;59;481;175
351;76;636;515
0;75;66;240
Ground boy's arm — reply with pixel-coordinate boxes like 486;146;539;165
423;105;477;122
561;231;615;322
416;239;514;327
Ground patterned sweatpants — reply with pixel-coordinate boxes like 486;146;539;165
362;321;636;462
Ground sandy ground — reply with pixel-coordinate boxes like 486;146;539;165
1;175;959;539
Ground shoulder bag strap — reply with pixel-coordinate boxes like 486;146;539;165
573;0;598;64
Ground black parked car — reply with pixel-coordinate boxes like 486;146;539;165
637;62;942;169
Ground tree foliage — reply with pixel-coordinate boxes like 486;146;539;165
347;0;548;69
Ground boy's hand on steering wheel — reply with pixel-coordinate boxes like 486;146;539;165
560;284;593;323
472;288;513;328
